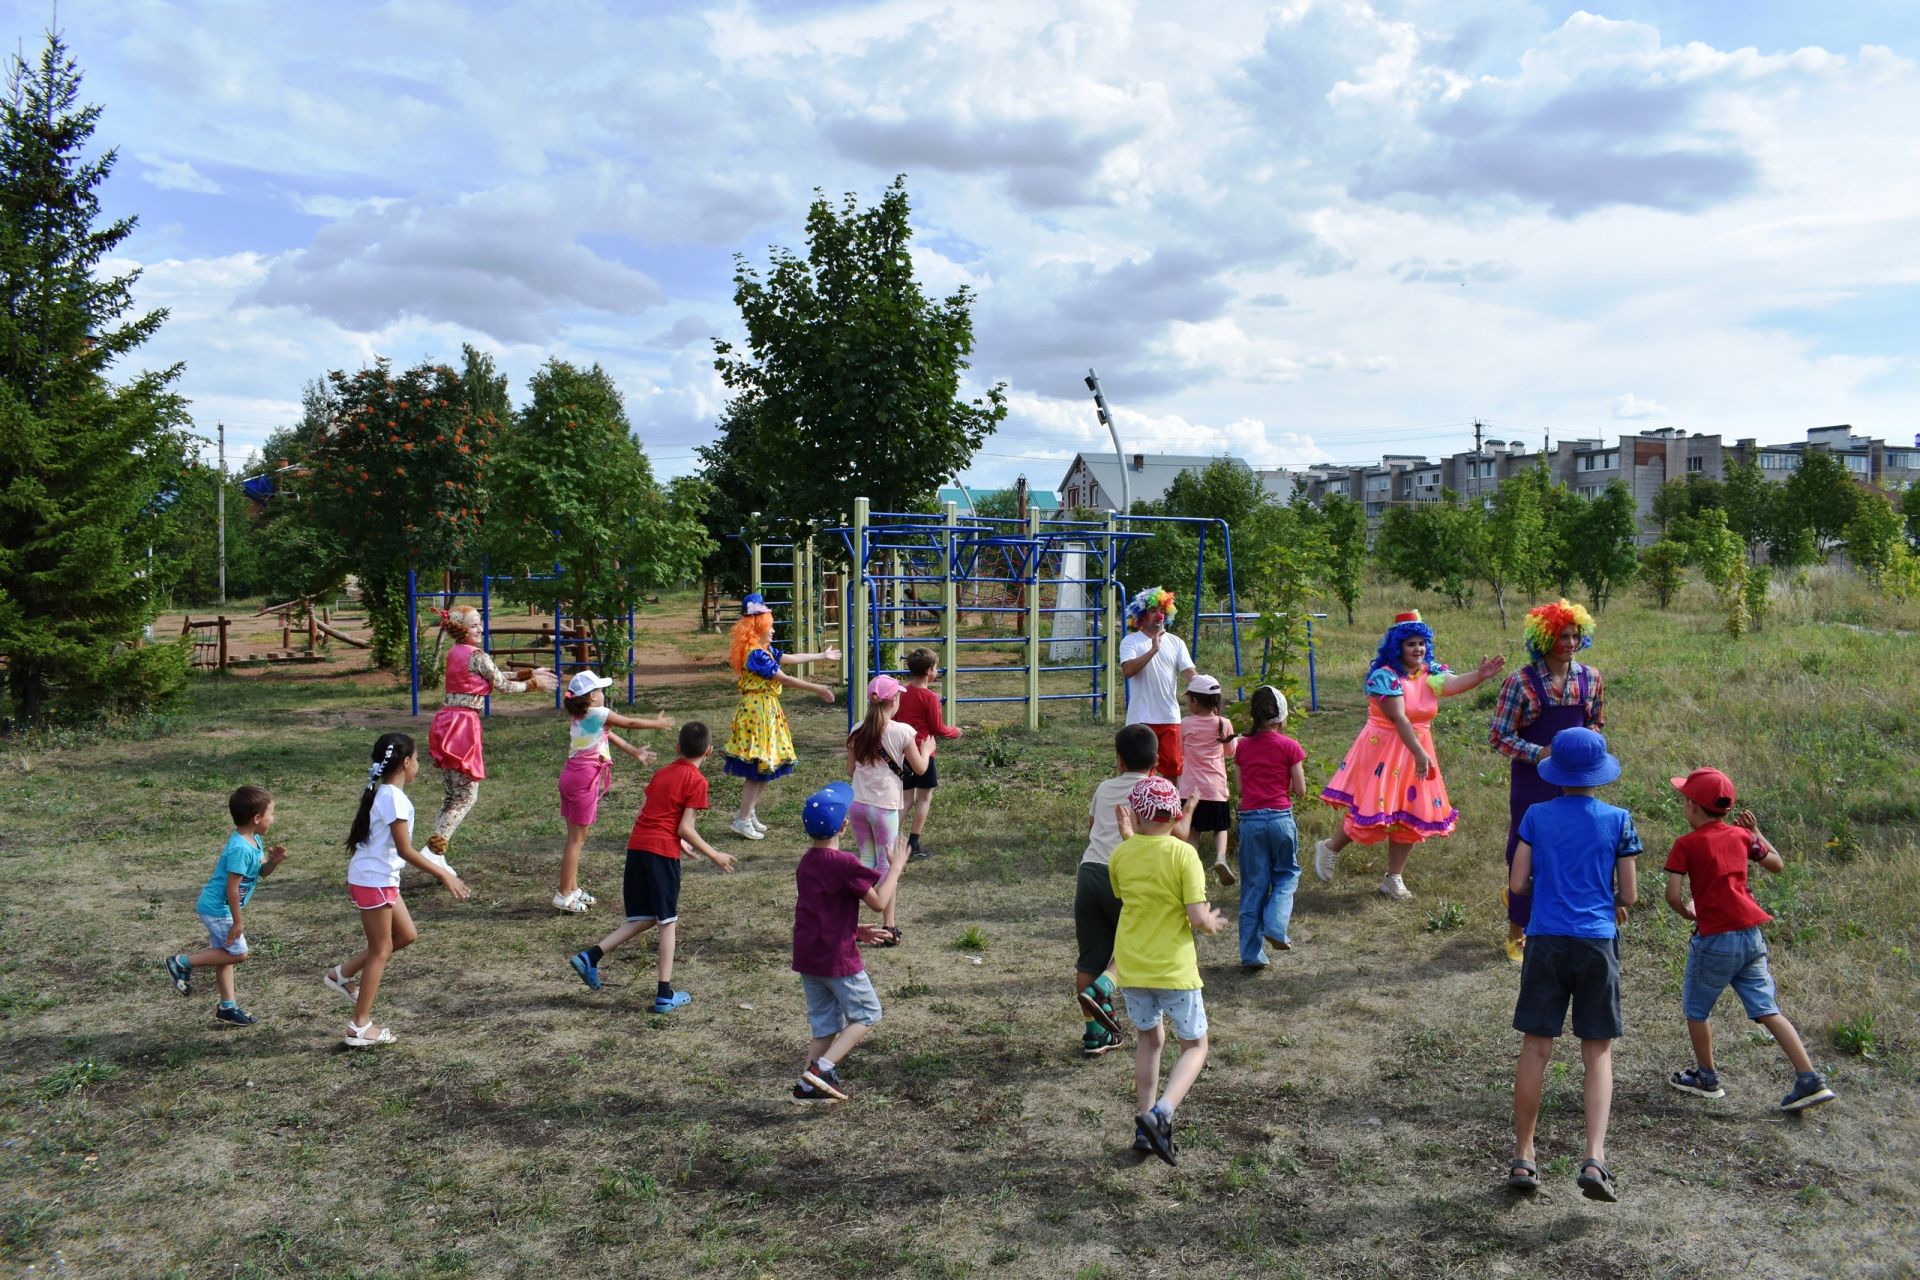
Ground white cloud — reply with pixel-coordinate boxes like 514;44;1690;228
140;155;221;194
1612;392;1672;419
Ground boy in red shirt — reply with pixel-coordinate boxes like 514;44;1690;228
791;781;907;1101
568;723;735;1012
1663;767;1835;1112
894;648;963;861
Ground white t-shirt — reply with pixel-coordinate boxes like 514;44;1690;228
849;720;917;810
347;784;416;888
1119;629;1194;725
1083;771;1150;866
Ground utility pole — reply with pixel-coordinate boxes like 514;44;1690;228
217;421;226;605
1084;369;1129;514
1472;418;1485;502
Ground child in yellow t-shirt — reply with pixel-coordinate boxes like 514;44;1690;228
1108;775;1225;1166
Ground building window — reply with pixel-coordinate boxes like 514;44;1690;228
1686;455;1704;473
1760;453;1798;471
1888;452;1918;469
1578;451;1620;472
1843;454;1869;473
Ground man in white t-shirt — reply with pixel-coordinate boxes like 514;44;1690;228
1117;587;1196;781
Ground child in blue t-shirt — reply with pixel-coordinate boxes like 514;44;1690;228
1505;728;1640;1204
164;786;286;1025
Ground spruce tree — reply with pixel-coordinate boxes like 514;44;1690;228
0;34;191;723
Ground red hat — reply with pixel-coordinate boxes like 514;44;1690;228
1671;767;1735;814
1394;610;1422;624
1127;775;1182;821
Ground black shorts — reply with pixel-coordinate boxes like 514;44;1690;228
1073;861;1122;976
1513;934;1622;1040
623;848;682;924
902;757;938;791
1189;799;1232;834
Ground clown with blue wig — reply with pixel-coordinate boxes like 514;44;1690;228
1315;611;1506;900
1487;599;1604;962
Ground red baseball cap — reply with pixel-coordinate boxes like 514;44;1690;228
1670;767;1735;813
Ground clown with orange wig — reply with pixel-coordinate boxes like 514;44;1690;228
720;594;840;841
1118;587;1196;782
1488;598;1605;962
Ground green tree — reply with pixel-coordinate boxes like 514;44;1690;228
1318;492;1367;625
249;380;348;603
0;35;192;723
301;360;497;667
1690;509;1748;638
1720;459;1773;559
1900;485;1920;549
1250;508;1329;701
1375;492;1483;609
1483;467;1551;625
487;361;712;677
710;177;1006;537
146;463;264;604
1842;491;1905;580
1637;539;1687;609
1564;483;1639;613
1778;449;1861;551
1160;459;1277;598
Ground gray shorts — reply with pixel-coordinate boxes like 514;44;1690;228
800;971;883;1039
198;912;248;957
1122;987;1208;1041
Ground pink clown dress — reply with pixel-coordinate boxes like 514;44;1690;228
428;643;494;780
1320;664;1459;846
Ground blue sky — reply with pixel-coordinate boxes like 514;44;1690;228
9;0;1918;490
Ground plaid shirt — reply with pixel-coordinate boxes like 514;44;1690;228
1488;661;1604;763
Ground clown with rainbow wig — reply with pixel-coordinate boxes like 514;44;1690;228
1315;611;1506;901
1118;587;1196;782
1488;599;1605;961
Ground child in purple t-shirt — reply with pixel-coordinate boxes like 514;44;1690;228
791;781;908;1102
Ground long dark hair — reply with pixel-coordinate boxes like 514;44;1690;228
1250;686;1285;734
346;732;416;851
847;697;895;766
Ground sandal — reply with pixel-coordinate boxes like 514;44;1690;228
1212;861;1236;886
343;1020;396;1049
1576;1158;1618;1203
1506;1158;1539;1191
322;966;359;1001
877;927;903;947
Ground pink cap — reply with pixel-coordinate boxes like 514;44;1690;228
868;674;904;701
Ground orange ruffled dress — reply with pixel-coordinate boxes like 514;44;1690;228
1320;664;1459;846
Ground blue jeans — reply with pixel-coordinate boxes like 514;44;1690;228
1237;809;1299;965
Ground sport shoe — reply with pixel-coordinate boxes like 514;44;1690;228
552;889;588;914
802;1059;848;1100
747;812;768;835
1313;839;1337;882
1139;1108;1177;1166
792;1080;839;1102
1378;873;1413;901
1780;1072;1836;1112
1669;1066;1725;1099
653;990;692;1014
1082;1026;1125;1057
214;1004;257;1026
907;841;934;862
166;955;192;996
1132;1117;1154;1154
729;817;765;841
568;951;602;991
1078;982;1125;1038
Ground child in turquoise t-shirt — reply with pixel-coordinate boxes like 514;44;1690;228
165;785;286;1025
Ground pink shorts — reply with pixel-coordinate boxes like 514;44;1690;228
558;755;611;826
348;884;401;911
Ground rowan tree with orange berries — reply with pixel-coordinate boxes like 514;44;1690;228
302;358;497;666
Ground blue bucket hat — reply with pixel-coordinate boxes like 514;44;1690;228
1536;727;1621;788
802;781;853;838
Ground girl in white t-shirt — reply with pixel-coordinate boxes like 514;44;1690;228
324;732;470;1048
845;675;931;943
554;670;673;915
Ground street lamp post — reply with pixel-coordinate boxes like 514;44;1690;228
1084;368;1128;515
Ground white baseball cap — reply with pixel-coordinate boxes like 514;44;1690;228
566;670;614;698
1186;673;1222;696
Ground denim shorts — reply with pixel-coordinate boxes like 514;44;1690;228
1683;926;1779;1021
198;912;249;957
800;971;883;1039
1122;987;1208;1041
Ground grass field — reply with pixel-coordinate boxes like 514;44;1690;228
2;576;1917;1279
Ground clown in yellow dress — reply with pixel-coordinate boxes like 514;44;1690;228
1314;611;1505;901
719;594;839;841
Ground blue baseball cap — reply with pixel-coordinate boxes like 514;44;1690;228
1536;727;1622;788
802;781;853;838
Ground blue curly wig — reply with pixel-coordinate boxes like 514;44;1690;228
1368;620;1436;678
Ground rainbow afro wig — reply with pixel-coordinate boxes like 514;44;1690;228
1369;610;1437;677
1126;587;1177;630
1523;599;1595;661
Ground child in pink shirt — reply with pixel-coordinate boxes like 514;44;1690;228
1178;674;1238;884
1232;686;1308;968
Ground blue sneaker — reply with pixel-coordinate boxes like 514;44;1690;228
1780;1072;1836;1112
166;955;192;996
214;1004;256;1026
652;990;692;1014
568;951;601;992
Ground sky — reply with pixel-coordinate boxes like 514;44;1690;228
10;0;1920;491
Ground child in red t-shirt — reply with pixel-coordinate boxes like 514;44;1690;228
894;648;963;862
567;723;735;1012
1662;767;1835;1112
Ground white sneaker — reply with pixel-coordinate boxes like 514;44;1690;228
730;817;765;841
747;812;768;835
1378;873;1413;901
420;848;459;879
551;889;588;913
1313;839;1337;882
